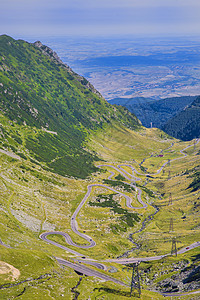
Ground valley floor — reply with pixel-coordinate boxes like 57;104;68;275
0;126;200;299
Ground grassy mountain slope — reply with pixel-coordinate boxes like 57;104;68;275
162;96;200;141
0;35;199;299
109;96;197;129
0;35;140;178
0;122;199;299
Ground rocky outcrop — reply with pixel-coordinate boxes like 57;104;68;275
33;41;102;97
33;41;67;66
156;264;200;293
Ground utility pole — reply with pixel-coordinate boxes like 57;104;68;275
169;218;173;232
130;263;141;298
168;193;172;205
171;238;177;256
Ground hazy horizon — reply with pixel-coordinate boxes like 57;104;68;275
2;0;200;102
1;0;200;38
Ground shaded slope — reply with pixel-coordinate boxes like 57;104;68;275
109;96;197;128
0;35;140;178
162;96;200;141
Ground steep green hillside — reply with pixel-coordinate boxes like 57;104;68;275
0;35;140;178
0;122;199;299
162;96;200;141
0;35;199;299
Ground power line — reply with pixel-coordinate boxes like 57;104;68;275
171;238;177;256
168;193;172;205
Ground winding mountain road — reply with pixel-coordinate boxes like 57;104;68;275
105;241;200;264
40;182;148;255
39;139;200;283
55;257;127;286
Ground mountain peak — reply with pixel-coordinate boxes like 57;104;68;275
0;35;140;178
33;40;65;66
32;39;102;97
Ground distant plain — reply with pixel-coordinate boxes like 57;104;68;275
35;36;200;101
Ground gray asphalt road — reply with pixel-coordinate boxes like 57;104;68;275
160;290;200;297
39;231;107;270
118;139;200;178
55;256;200;296
177;241;200;254
56;257;128;286
39;139;200;282
40;180;147;249
97;166;147;208
74;259;107;270
39;232;83;256
70;181;149;250
105;241;200;264
98;164;140;181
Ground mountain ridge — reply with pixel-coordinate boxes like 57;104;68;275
0;35;140;178
109;95;198;138
32;39;103;97
162;96;200;141
0;35;200;299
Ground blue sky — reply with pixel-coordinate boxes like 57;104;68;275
1;0;200;38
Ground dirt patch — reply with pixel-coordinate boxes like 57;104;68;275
0;261;20;281
0;149;21;160
10;208;41;232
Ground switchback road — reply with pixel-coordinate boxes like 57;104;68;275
55;257;127;286
39;139;200;284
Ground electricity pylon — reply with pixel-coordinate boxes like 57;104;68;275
168;193;172;205
171;238;177;256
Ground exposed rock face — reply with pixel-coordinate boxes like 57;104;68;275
33;41;65;66
156;265;200;293
33;41;102;97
